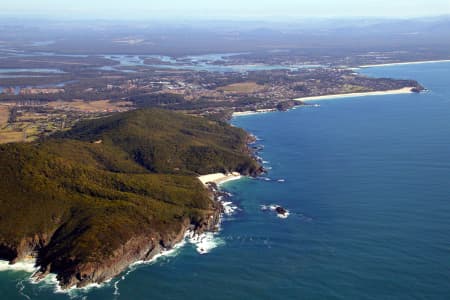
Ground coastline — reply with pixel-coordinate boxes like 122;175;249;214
294;87;415;102
4;59;435;295
232;109;277;117
198;172;242;186
358;59;450;68
0;257;38;273
0;203;223;292
0;227;212;295
0;175;231;291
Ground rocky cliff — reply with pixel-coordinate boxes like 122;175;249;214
0;108;258;288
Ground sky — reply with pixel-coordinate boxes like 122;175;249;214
1;0;450;19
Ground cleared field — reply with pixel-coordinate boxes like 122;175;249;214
47;100;133;112
0;99;132;145
0;131;26;144
217;82;266;93
0;106;9;127
17;113;49;121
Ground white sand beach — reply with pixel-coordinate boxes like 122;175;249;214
232;109;276;117
294;87;415;102
358;59;450;68
198;172;242;186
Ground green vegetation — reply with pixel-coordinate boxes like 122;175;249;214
132;93;186;107
0;108;259;286
58;109;259;175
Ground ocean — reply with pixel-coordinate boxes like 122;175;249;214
1;61;450;299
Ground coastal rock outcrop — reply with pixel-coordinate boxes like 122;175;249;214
261;204;290;219
41;220;193;289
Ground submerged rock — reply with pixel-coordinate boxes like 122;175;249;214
275;206;287;215
260;204;290;219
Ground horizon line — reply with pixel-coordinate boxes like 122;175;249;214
0;12;449;22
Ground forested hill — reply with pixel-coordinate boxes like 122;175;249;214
0;108;259;289
58;108;259;175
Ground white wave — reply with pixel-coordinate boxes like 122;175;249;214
277;211;290;219
16;279;31;300
2;196;235;296
259;177;271;181
223;191;233;197
188;232;224;255
260;204;269;211
34;273;108;297
0;258;38;273
130;237;187;269
27;241;185;296
222;201;239;215
0;257;109;296
54;208;230;295
261;204;290;219
277;179;285;183
113;235;189;296
113;278;121;296
185;192;237;255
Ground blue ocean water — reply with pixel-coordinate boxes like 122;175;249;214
1;62;450;299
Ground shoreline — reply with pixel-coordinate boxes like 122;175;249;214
232;109;277;117
0;258;38;273
0;227;214;295
294;87;415;102
0;176;229;292
358;59;450;68
198;172;242;186
0;215;226;293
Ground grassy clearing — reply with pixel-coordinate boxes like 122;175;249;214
0;106;9;128
0;131;26;144
47;100;133;112
217;82;266;93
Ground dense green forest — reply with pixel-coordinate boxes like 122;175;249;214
0;108;259;287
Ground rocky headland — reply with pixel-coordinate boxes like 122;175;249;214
0;109;260;289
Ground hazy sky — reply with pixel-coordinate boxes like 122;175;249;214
1;0;450;19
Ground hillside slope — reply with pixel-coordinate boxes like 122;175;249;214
0;109;259;288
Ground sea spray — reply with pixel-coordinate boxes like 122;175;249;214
113;189;241;294
0;259;38;273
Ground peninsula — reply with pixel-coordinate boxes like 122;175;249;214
0;109;260;289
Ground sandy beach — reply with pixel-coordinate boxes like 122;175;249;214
232;109;276;117
358;59;450;68
294;87;415;102
198;172;242;186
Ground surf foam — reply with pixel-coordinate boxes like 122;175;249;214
0;258;38;273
